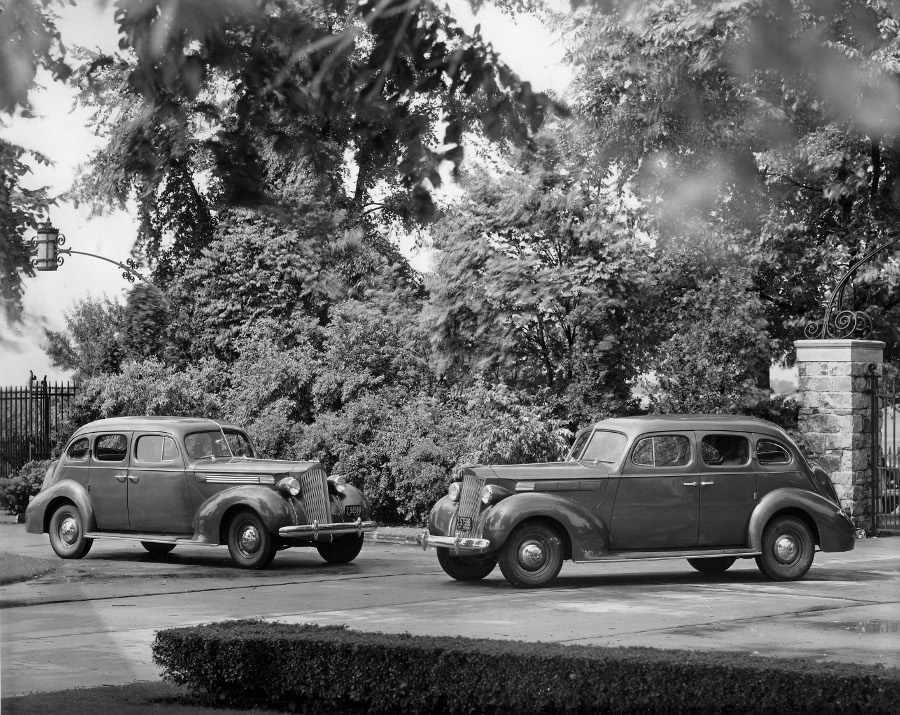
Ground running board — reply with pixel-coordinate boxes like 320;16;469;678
84;532;211;546
575;548;761;564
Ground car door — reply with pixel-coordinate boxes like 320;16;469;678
610;432;699;550
127;433;195;534
696;431;756;547
88;432;131;531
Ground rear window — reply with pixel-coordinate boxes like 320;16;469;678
95;434;128;462
701;434;750;466
757;439;792;465
66;437;90;462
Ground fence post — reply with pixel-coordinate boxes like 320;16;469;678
794;339;885;533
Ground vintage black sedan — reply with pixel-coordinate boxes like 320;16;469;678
26;417;375;568
423;415;855;588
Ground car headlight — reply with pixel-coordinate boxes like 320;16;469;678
448;482;461;502
277;477;301;497
327;475;347;493
481;484;512;505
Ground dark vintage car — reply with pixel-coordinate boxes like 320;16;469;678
423;415;855;588
26;417;375;568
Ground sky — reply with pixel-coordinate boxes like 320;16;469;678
0;1;572;384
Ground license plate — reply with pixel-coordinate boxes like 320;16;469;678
456;516;472;531
344;505;362;518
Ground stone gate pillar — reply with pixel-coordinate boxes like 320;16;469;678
794;339;884;533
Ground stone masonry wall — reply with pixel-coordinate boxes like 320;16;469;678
794;340;884;533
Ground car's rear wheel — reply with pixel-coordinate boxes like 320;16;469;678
756;516;815;581
227;510;277;569
498;522;564;588
48;504;93;559
317;534;365;564
436;548;497;581
687;556;736;573
141;542;176;555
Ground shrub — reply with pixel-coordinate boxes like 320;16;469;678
0;460;52;515
153;621;900;715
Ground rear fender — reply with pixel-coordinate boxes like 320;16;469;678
195;486;295;544
481;493;610;560
25;480;96;535
749;488;855;552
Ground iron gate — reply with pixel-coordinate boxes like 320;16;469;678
0;375;77;480
870;369;899;534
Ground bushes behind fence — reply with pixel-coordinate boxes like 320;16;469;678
152;621;899;714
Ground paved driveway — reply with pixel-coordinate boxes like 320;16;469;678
1;523;897;697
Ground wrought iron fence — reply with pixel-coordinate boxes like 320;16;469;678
0;376;78;480
870;368;899;534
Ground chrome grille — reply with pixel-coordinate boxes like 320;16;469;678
300;468;331;524
455;474;485;535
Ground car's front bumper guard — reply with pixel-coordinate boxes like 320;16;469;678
421;531;491;552
279;518;376;540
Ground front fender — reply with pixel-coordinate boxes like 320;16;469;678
336;483;372;521
483;493;610;561
749;488;855;553
25;480;96;535
195;486;295;544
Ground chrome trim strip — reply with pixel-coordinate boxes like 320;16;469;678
278;519;376;539
422;533;491;552
515;482;535;492
203;475;261;484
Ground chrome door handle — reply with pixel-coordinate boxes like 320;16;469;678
115;474;127;483
683;481;699;487
127;475;140;483
700;481;715;486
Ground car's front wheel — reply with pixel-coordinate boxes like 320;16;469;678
227;510;277;569
141;542;176;555
756;516;815;581
687;556;736;573
48;504;93;559
317;534;365;564
498;521;564;588
437;548;497;581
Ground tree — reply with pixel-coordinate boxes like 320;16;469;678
567;0;900;361
43;296;127;381
425;122;647;425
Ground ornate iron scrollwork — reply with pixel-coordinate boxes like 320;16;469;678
803;232;899;340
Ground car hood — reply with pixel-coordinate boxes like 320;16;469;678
192;458;320;475
468;461;610;480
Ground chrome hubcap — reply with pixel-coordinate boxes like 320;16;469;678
774;535;799;564
59;516;78;545
239;525;260;554
520;542;545;570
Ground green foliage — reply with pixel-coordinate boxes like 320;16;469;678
0;459;51;515
643;263;771;414
152;621;900;714
426;124;646;425
44;296;127;381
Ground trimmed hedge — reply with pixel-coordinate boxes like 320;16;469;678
0;459;51;515
152;621;900;714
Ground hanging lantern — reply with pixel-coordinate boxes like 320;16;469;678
31;224;64;271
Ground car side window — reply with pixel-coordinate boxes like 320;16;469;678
632;435;690;467
701;434;750;466
757;439;792;465
66;437;90;462
225;431;255;458
135;435;179;463
95;434;128;462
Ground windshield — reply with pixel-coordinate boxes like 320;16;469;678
184;430;233;461
570;430;628;463
224;429;255;458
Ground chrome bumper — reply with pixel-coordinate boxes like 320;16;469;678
421;531;491;552
279;518;376;540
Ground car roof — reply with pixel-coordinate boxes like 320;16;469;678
588;414;791;440
72;416;244;439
